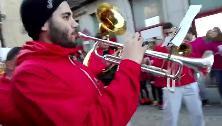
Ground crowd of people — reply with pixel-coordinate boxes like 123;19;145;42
136;23;222;126
0;0;222;126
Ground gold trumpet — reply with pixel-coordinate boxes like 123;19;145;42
96;3;126;35
80;3;214;80
171;43;192;56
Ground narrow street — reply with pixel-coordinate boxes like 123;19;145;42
130;105;222;126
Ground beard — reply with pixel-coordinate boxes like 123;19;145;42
48;20;77;48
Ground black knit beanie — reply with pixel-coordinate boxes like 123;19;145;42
20;0;67;40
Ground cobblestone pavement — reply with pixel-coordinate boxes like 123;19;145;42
130;104;222;126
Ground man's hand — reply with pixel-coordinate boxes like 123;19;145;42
122;32;147;64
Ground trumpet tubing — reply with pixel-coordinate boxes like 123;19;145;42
79;32;214;79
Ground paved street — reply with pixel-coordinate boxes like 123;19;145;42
130;105;222;126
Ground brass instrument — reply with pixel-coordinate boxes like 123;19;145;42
171;43;192;56
81;3;214;80
97;3;126;35
79;32;214;79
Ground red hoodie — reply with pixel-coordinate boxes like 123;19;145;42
152;45;196;88
0;74;22;126
86;48;107;76
191;37;222;70
151;45;168;88
8;41;141;126
86;48;116;77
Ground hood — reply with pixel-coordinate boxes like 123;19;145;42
17;41;81;65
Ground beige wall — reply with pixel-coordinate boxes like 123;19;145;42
0;0;189;48
1;0;30;47
163;0;189;26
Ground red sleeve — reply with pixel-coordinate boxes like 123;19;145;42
99;59;141;126
12;66;71;125
0;76;18;125
152;46;168;68
87;50;107;76
12;59;141;126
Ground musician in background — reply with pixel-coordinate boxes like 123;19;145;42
1;47;21;78
139;57;153;105
184;27;196;42
0;47;22;125
151;43;168;110
191;27;222;105
185;28;210;106
0;0;148;125
159;23;205;126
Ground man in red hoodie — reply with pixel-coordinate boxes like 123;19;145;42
159;24;205;126
0;0;147;125
162;59;205;126
155;43;205;126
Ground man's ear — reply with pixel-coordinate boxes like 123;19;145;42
41;21;49;31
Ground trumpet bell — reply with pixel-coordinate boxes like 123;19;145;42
99;23;109;36
171;43;192;56
177;43;192;55
96;3;126;35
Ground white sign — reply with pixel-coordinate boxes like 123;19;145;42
145;16;160;27
140;26;163;41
